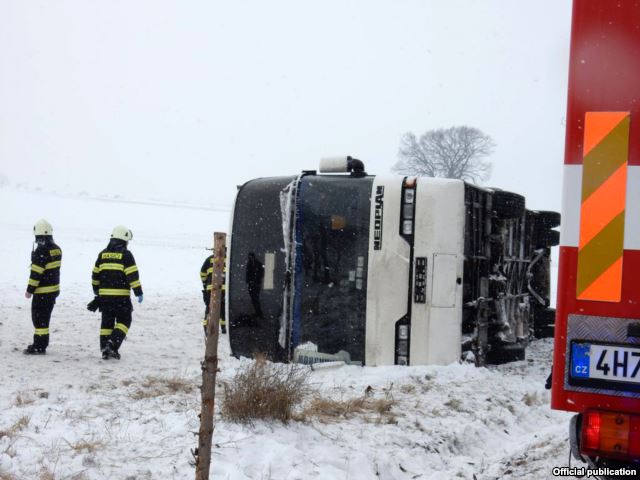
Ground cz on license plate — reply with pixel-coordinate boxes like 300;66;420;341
570;341;640;392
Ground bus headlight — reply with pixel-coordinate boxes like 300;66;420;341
395;321;411;365
402;203;414;220
397;340;409;356
398;324;409;340
400;179;416;240
404;188;415;203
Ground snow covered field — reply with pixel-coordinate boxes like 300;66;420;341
0;187;573;479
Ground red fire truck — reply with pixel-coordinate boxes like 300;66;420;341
552;0;640;473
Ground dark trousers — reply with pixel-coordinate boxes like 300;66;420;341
100;305;132;351
32;296;55;351
203;291;225;335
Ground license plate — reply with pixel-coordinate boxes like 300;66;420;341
570;341;640;391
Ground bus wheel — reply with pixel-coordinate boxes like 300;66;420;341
533;307;556;339
534;210;561;230
491;190;525;220
534;228;560;248
487;343;526;364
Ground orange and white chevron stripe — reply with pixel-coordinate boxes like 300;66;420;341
576;112;630;302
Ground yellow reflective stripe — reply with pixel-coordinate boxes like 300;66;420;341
100;329;113;336
115;323;129;334
206;267;213;274
28;279;40;287
200;272;207;279
98;288;130;296
49;249;61;256
35;285;59;294
221;285;226;291
99;263;124;271
124;265;138;275
206;285;213;291
31;264;45;274
129;280;141;288
45;261;61;270
92;267;100;274
34;328;49;335
203;319;225;326
92;280;100;286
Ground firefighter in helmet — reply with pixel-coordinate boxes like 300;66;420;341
24;219;62;354
90;226;143;359
200;251;226;335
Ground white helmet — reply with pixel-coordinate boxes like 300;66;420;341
111;225;133;241
34;219;53;236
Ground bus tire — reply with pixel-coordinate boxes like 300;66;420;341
534;210;561;230
534;229;560;248
487;343;526;364
533;307;556;339
492;191;525;220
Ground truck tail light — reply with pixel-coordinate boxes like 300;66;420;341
631;416;640;457
581;410;640;460
582;411;601;451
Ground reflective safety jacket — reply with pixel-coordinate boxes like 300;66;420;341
27;240;62;297
200;254;226;292
92;240;143;300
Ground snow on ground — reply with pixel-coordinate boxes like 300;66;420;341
0;187;574;479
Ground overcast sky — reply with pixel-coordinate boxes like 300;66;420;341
0;0;572;211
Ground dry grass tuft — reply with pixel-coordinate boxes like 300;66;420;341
38;468;55;480
400;384;416;394
0;416;30;439
12;393;35;407
522;391;543;407
64;438;105;454
304;397;368;418
221;356;310;425
301;396;397;423
129;375;195;400
444;398;463;411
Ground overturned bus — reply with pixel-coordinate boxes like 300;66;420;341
227;157;559;366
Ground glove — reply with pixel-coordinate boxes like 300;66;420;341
137;294;144;304
87;297;101;312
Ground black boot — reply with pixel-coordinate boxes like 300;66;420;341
102;341;121;360
23;344;46;355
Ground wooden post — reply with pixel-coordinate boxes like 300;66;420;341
195;232;226;480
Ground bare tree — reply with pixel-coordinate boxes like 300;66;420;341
393;126;495;184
